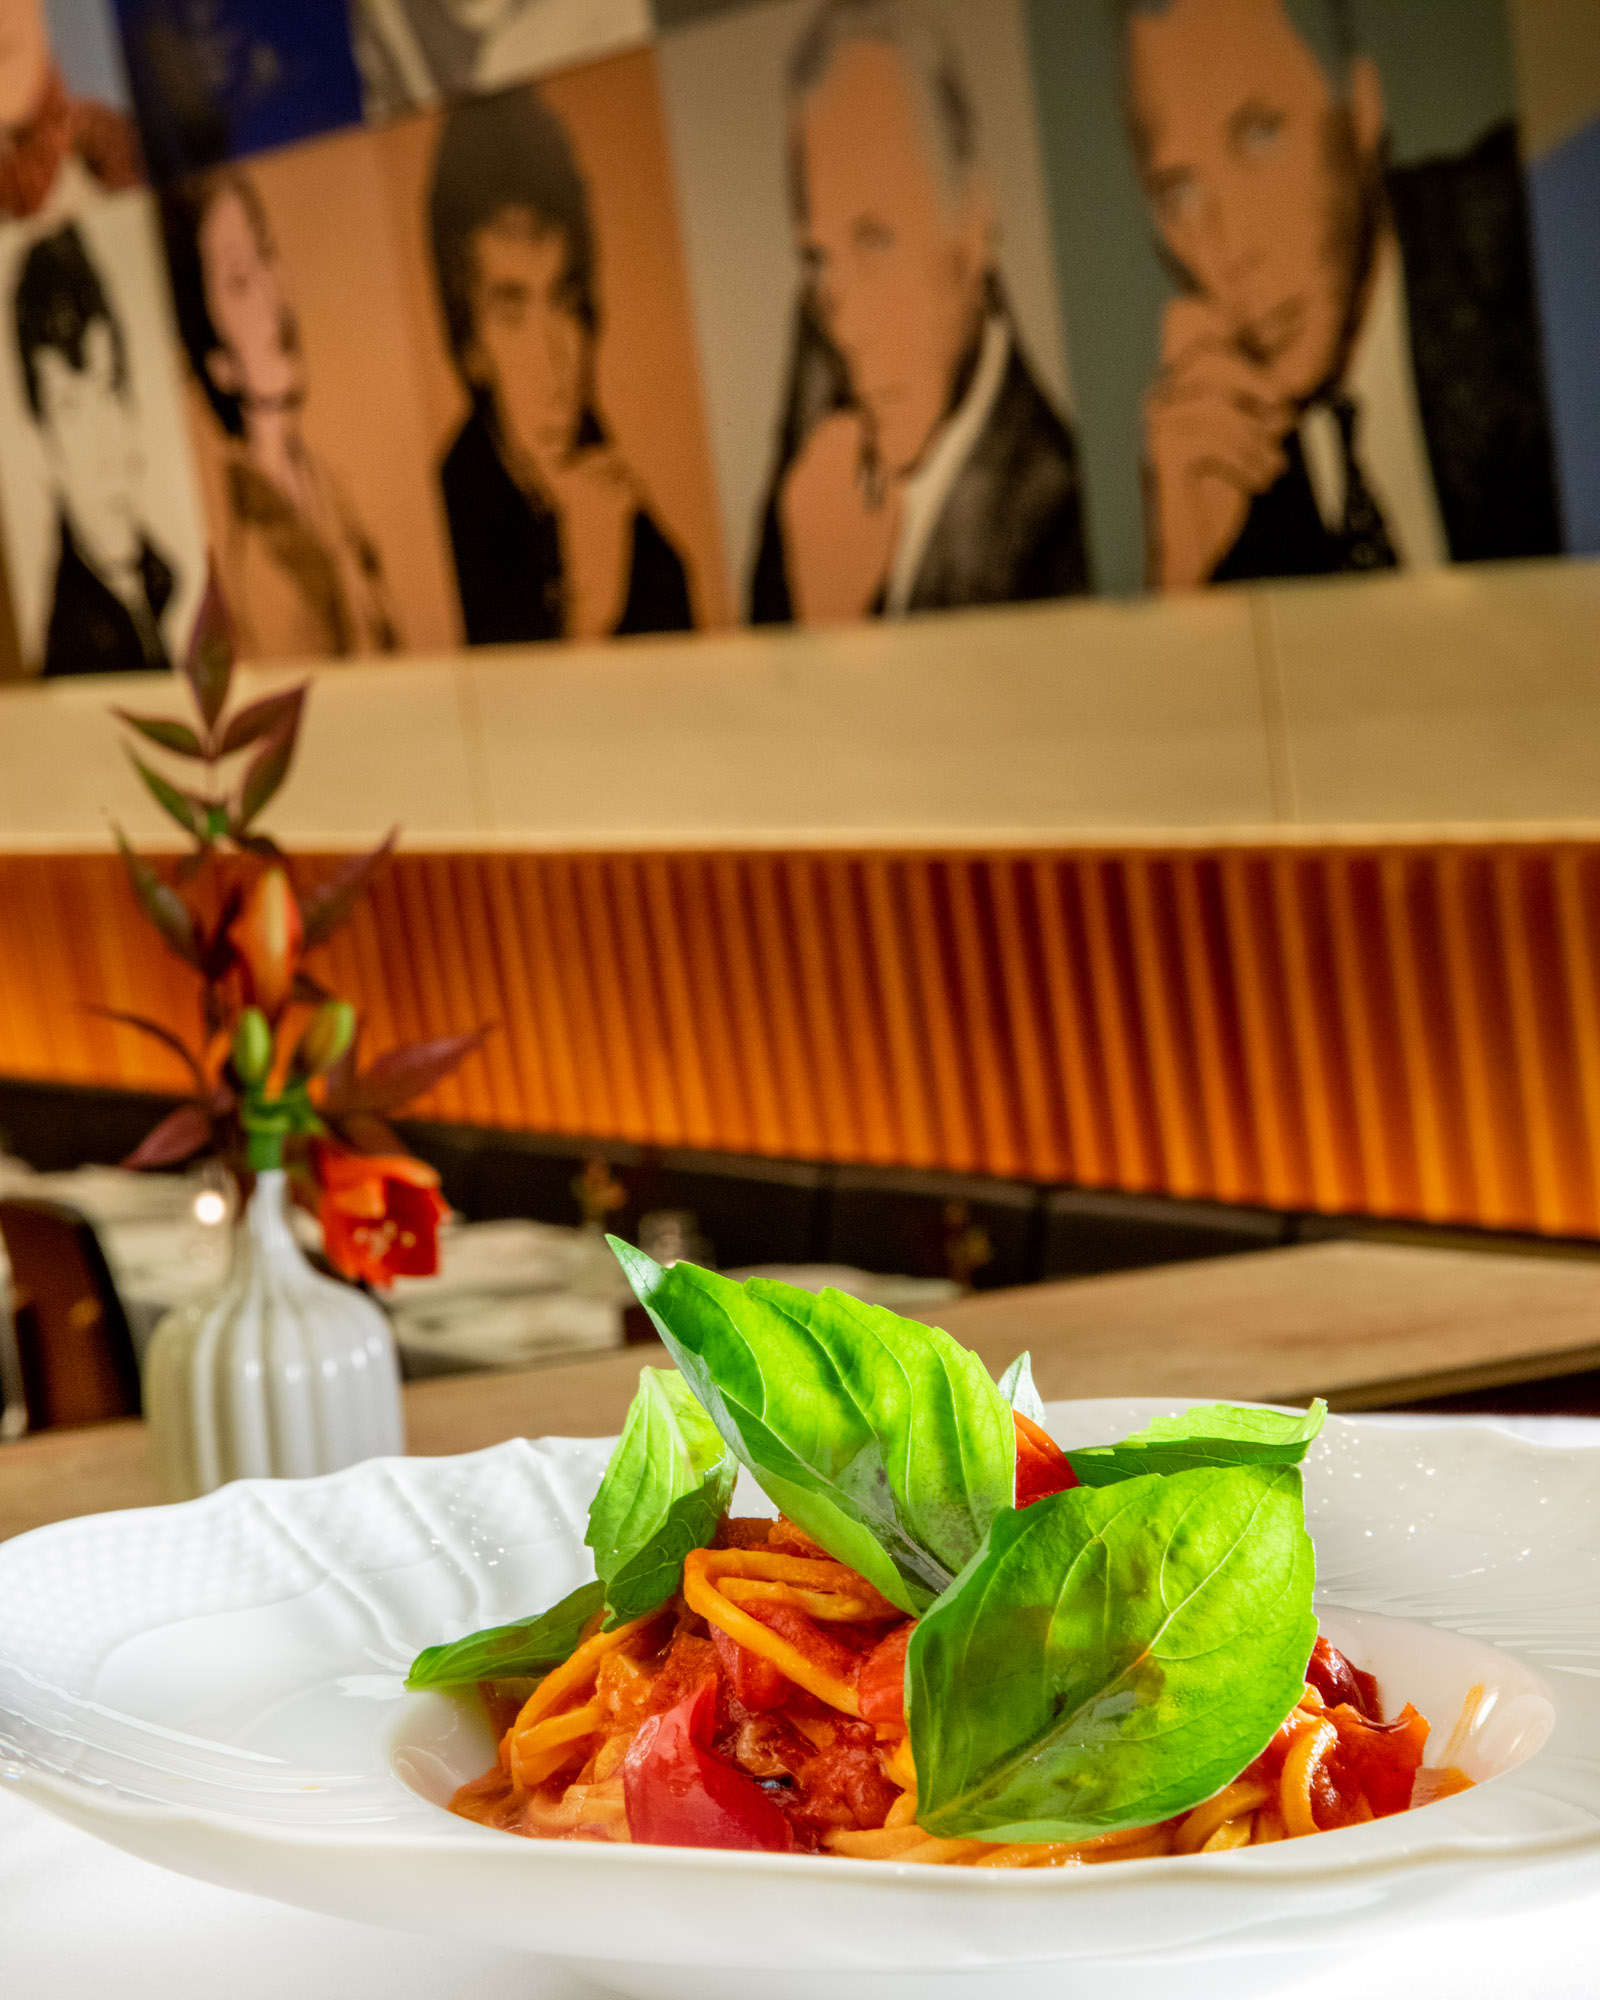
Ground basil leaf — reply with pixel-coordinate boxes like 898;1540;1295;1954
406;1580;605;1690
996;1351;1046;1426
1067;1399;1328;1487
609;1239;1016;1614
409;1369;734;1686
587;1367;736;1626
909;1464;1316;1841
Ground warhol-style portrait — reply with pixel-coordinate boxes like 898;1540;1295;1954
426;81;698;644
9;219;176;673
350;0;650;120
659;0;1087;628
1116;0;1561;588
755;0;1089;622
162;168;402;660
0;0;141;221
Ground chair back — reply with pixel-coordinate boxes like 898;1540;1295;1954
0;1199;142;1430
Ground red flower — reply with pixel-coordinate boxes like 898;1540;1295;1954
315;1144;448;1289
232;866;302;1020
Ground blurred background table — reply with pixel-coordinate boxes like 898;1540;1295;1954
7;1238;1600;1543
0;1160;968;1414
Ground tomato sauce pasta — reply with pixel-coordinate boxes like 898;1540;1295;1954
449;1514;1470;1862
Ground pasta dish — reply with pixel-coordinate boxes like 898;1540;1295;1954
409;1243;1472;1864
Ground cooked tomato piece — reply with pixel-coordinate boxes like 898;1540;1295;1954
711;1516;777;1551
1305;1635;1381;1720
856;1622;913;1727
711;1624;788;1713
1323;1701;1430;1820
785;1714;900;1837
767;1518;830;1558
623;1678;795;1852
1013;1410;1078;1507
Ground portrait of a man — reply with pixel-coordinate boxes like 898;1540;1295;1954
11;219;177;675
0;0;141;221
427;83;695;646
162;169;402;660
351;0;649;119
1120;0;1561;588
749;0;1089;625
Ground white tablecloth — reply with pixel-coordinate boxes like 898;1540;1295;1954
0;1167;629;1379
4;1414;1598;1997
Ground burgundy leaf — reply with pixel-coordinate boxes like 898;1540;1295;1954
197;881;245;981
184;566;234;734
130;751;212;841
113;829;201;968
322;1029;360;1105
324;1026;493;1115
234;717;299;830
329;1110;405;1156
122;1102;214;1169
113;709;206;758
232;830;284;858
218;684;307;758
83;1006;208;1091
298;829;397;949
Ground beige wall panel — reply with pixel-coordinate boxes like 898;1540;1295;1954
464;588;1273;844
221;657;486;845
11;559;1600;853
1264;558;1600;827
0;671;191;848
0;657;483;850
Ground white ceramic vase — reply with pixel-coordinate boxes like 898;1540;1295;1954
144;1169;405;1500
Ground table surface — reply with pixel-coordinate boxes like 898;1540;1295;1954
6;1237;1600;1543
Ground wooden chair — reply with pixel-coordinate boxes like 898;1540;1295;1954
0;1199;142;1431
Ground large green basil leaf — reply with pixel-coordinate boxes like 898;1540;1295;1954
909;1464;1316;1841
609;1241;1016;1614
1066;1400;1327;1487
406;1580;605;1690
587;1367;737;1626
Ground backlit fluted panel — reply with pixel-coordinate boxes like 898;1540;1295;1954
3;845;1600;1235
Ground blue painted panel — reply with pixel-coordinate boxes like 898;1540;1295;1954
1530;116;1600;554
111;0;364;179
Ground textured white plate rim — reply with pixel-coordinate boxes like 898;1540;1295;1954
10;1758;1597;1889
1;1402;1596;1901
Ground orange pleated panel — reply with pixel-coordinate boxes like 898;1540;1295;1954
2;844;1598;1237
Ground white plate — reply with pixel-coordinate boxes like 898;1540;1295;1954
2;1401;1599;2000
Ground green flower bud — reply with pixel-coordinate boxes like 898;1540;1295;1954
232;1006;274;1087
294;999;356;1079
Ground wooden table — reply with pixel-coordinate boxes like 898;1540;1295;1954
6;1239;1600;1544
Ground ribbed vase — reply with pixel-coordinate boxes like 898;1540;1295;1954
144;1170;405;1500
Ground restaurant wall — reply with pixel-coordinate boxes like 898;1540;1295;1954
0;0;1592;675
9;836;1600;1241
0;1;1597;1243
